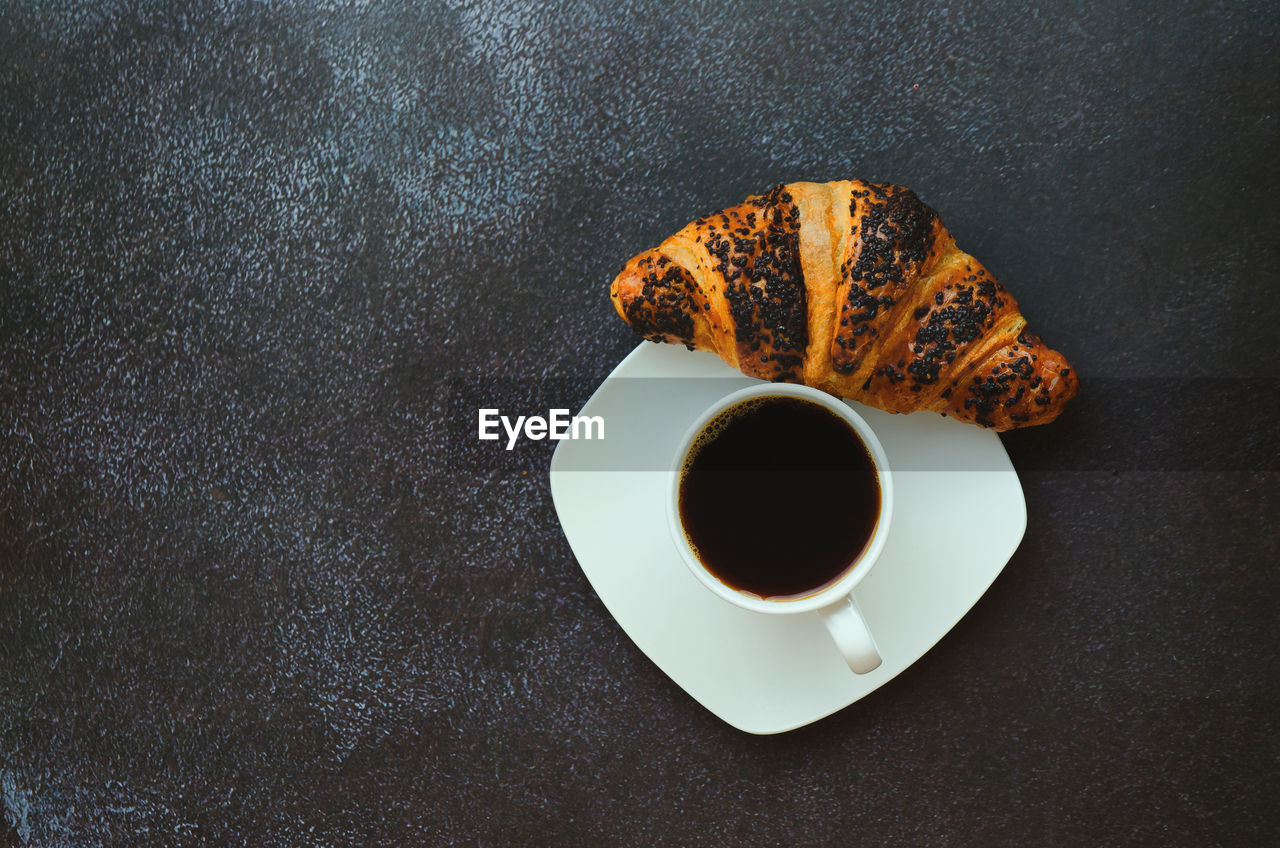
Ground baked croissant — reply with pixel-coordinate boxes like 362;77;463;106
609;180;1079;430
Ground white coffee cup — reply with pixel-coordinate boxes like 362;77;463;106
667;383;893;674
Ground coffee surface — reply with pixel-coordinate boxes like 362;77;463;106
678;396;880;599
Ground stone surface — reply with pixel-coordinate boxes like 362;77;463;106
1;0;1276;845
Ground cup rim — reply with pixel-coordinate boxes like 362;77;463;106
667;383;894;615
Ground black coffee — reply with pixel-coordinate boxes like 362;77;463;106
678;396;880;600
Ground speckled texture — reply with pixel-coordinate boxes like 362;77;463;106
1;0;1277;845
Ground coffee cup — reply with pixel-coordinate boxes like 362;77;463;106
667;383;893;674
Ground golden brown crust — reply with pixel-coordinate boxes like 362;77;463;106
609;180;1079;430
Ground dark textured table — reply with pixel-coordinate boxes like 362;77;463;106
2;1;1277;845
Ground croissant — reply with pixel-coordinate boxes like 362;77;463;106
609;180;1079;430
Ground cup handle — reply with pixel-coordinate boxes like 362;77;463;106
818;593;882;674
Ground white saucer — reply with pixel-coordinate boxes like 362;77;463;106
549;343;1026;734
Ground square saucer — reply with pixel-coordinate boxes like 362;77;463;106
549;343;1026;734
